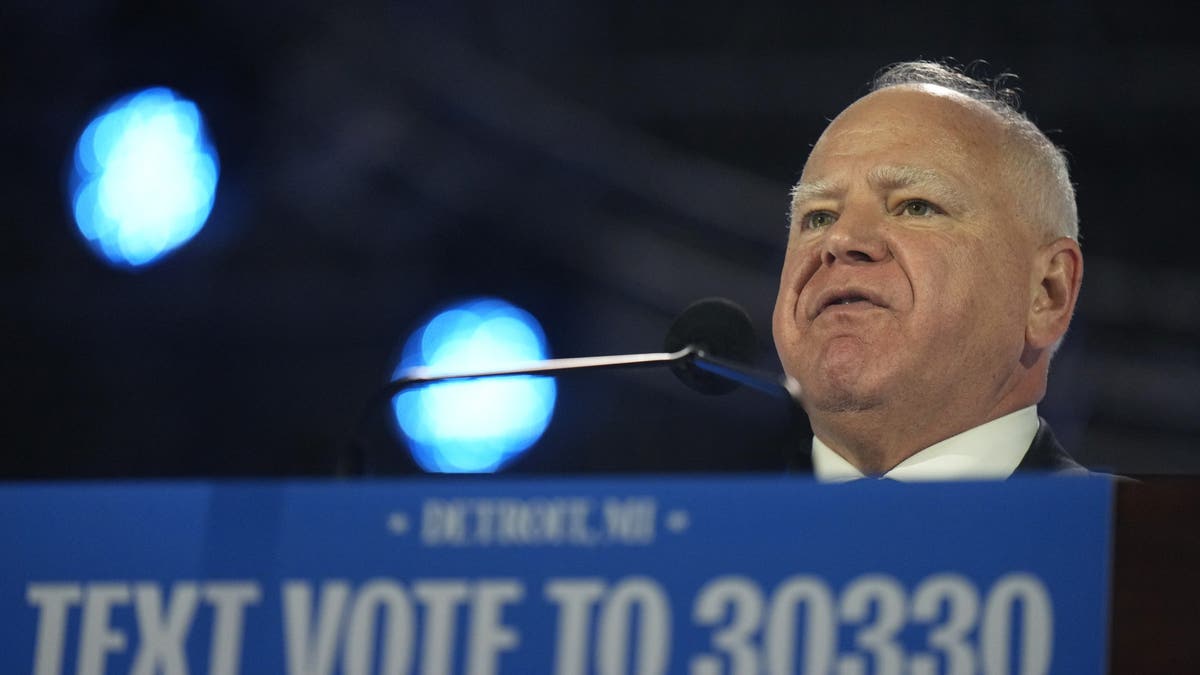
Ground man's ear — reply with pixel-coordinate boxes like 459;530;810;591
1027;237;1083;350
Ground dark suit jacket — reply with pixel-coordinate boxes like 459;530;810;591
788;417;1090;477
1015;418;1089;475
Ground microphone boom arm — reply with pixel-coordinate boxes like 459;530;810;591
382;346;697;397
380;346;799;402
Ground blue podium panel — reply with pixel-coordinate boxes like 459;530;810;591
1;476;1112;675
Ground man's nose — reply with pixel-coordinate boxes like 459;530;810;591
821;206;890;266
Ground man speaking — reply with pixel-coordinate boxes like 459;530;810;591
773;61;1087;481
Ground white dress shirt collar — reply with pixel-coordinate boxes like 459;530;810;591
811;405;1040;482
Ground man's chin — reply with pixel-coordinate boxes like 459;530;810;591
801;381;883;415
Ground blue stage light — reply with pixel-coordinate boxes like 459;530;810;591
70;87;219;268
392;298;557;473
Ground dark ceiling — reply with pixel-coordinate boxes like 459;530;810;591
4;0;1198;478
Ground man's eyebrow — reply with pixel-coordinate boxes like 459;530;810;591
788;180;839;213
867;165;969;208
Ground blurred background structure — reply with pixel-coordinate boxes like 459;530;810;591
4;0;1198;478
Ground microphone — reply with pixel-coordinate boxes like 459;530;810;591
340;298;803;475
665;297;792;397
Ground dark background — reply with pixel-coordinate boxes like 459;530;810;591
4;0;1198;478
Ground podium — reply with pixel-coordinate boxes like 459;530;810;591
2;475;1195;673
1111;477;1200;672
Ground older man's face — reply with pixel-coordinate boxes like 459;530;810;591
773;85;1041;422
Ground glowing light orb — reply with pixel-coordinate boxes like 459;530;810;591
70;87;219;268
392;298;557;473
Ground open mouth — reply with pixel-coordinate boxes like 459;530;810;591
812;289;884;318
827;294;870;308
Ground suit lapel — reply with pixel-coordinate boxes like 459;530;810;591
1014;418;1089;475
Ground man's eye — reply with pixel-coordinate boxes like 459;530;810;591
803;211;837;229
900;200;937;217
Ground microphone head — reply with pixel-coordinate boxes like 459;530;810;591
663;297;757;395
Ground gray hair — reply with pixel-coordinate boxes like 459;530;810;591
870;61;1079;242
